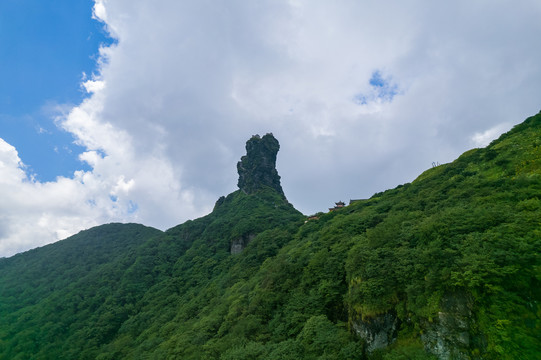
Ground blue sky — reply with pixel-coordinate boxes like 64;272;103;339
1;0;540;257
0;0;110;181
354;71;399;105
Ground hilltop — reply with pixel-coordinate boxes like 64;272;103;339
0;116;540;359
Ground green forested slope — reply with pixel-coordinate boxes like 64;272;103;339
0;114;540;359
0;223;163;359
344;112;541;358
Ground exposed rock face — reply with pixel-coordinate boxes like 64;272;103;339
230;234;256;254
421;291;479;360
237;133;284;197
352;311;399;352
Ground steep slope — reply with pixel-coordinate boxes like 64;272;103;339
0;223;163;359
0;133;304;359
0;116;540;359
343;111;541;359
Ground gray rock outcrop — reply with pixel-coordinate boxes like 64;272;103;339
230;234;256;255
237;133;284;197
421;291;479;359
352;311;399;352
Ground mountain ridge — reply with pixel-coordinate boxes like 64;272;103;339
0;112;539;359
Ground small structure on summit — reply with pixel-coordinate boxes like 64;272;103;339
329;201;346;212
237;133;285;197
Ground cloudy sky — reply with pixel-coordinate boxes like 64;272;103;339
1;0;540;257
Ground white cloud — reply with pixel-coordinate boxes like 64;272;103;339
92;0;112;35
2;0;541;257
0;139;27;185
82;79;105;94
471;123;513;147
0;140;96;255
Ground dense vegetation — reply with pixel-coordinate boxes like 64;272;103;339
0;112;540;359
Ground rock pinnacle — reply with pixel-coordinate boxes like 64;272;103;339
237;133;285;197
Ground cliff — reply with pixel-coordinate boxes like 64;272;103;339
237;133;285;197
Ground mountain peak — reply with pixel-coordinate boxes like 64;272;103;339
237;133;284;196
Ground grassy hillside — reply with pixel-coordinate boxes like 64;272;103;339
0;112;539;359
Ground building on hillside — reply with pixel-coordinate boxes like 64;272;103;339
329;201;346;211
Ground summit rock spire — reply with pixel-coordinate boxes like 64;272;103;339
237;133;285;197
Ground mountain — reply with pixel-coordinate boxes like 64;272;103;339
0;116;540;359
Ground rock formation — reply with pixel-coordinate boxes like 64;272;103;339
421;291;481;359
230;234;256;255
237;133;285;197
352;311;399;352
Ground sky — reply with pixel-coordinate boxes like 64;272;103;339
1;0;540;257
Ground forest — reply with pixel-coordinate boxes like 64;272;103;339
0;112;540;359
